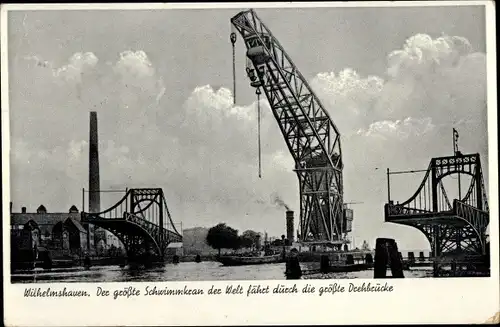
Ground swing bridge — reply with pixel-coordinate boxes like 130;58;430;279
81;188;182;261
384;151;490;272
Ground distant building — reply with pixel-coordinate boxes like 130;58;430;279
165;242;183;256
106;231;123;248
10;203;91;260
10;219;41;263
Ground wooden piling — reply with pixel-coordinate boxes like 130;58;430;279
365;253;373;264
173;255;180;264
374;238;404;278
408;251;415;263
320;255;330;273
346;254;354;265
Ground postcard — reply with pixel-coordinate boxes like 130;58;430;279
1;1;498;326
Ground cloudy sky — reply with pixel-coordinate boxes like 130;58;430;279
7;4;490;250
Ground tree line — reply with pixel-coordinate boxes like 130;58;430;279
205;223;263;255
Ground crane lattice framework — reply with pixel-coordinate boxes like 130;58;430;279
231;9;351;245
385;153;489;258
81;188;182;261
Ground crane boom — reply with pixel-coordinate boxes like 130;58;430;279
231;9;350;245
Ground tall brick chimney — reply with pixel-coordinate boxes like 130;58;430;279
89;111;100;213
86;111;101;252
286;210;294;243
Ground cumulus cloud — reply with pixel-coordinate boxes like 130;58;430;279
387;34;472;79
311;69;384;133
114;50;154;78
23;55;51;68
311;34;488;250
10;33;489;250
53;52;99;84
358;117;435;139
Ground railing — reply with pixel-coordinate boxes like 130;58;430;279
385;199;488;233
385;203;433;217
125;213;182;243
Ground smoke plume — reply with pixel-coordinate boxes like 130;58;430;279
271;193;291;211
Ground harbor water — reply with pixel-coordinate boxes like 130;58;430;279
11;262;433;283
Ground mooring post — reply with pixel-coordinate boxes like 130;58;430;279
374;238;404;278
390;247;404;278
374;238;389;278
346;254;354;265
408;251;415;263
320;255;329;273
365;253;373;265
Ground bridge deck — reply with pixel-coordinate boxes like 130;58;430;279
81;213;182;244
385;199;488;228
386;214;469;227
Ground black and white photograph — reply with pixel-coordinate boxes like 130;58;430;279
4;3;495;283
2;2;499;325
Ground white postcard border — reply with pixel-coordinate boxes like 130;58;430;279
1;2;498;326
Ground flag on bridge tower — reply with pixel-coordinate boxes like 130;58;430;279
453;128;459;155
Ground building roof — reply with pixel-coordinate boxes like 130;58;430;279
37;205;47;213
11;212;81;226
65;218;87;234
167;242;183;248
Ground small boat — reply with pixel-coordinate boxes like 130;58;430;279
217;254;284;266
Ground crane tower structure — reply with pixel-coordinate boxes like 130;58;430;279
230;9;352;246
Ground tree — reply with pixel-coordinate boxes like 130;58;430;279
255;234;262;250
239;235;253;249
240;230;260;250
206;223;240;255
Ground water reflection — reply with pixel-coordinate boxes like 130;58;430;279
11;261;433;283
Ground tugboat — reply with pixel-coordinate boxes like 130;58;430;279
217;246;285;266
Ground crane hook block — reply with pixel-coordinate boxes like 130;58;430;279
251;81;263;88
230;32;237;44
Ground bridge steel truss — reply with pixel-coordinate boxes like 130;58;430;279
384;153;489;260
81;188;182;260
231;10;347;244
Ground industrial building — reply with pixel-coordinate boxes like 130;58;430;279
10;204;91;265
10;111;123;268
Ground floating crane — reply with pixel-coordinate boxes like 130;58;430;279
230;9;352;247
